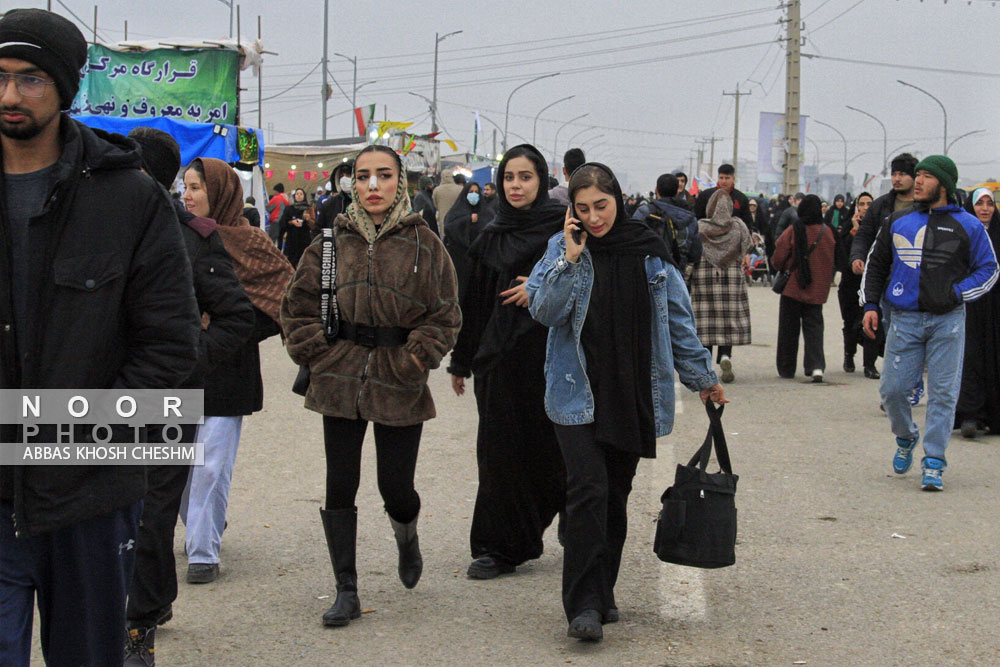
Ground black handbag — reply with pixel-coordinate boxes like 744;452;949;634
654;401;738;568
292;228;339;396
771;232;821;295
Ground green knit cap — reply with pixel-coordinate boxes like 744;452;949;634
915;155;958;202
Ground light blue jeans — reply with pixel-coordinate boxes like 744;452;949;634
180;416;243;564
880;307;965;466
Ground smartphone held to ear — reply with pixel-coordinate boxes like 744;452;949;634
570;222;583;245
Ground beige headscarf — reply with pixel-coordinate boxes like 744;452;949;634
698;189;752;269
345;151;413;244
197;158;294;324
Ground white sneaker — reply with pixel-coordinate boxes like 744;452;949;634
719;356;735;383
812;369;824;383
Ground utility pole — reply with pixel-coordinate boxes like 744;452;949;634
321;0;329;141
432;31;463;135
257;16;262;130
492;129;497;160
695;138;710;181
782;0;801;194
707;136;717;178
723;83;751;175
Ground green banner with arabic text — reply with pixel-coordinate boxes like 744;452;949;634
71;45;238;125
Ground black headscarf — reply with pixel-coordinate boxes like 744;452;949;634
573;162;669;457
793;193;824;288
444;181;492;250
468;144;566;271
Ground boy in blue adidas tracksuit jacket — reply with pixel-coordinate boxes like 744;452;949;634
860;156;998;491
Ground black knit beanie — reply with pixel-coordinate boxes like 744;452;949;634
128;126;181;190
890;153;918;178
0;9;88;110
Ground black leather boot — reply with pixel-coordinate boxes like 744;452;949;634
320;507;362;627
388;514;423;589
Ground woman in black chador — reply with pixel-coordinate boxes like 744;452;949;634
448;144;567;580
955;188;1000;437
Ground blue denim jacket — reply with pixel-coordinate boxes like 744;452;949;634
526;233;718;436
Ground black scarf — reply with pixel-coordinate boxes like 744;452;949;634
468;144;566;272
577;163;672;457
793;194;824;288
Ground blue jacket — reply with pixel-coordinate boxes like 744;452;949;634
526;233;718;437
861;203;998;314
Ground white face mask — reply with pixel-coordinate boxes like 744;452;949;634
339;176;352;193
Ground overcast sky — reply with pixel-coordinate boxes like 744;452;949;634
11;0;1000;191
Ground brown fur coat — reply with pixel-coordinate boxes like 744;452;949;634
281;212;460;425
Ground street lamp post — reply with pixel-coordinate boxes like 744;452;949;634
566;125;600;147
814;119;848;195
846;105;888;175
214;0;233;37
433;30;463;134
898;80;947;155
333;53;359;136
553;113;589;172
579;134;605;150
532;95;575;146
946;129;986;155
503;73;560;152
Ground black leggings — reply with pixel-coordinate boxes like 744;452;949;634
322;416;422;523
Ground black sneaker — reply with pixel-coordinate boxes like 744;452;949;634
961;419;978;439
843;355;855;373
864;366;880;379
186;563;219;584
124;626;155;666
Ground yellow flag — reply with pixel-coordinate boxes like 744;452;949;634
377;121;413;137
444;139;458;152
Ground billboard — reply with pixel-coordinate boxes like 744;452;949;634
757;112;807;184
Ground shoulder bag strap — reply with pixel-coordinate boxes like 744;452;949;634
319;228;339;342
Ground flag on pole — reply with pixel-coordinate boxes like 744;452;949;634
354;104;375;136
377;121;414;138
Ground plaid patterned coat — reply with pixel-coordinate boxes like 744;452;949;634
689;261;751;346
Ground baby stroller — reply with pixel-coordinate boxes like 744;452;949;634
745;232;771;285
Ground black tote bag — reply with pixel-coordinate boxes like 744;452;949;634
654;401;738;568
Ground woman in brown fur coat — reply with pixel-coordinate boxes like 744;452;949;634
281;145;460;628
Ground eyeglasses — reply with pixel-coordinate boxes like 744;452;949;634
0;72;56;98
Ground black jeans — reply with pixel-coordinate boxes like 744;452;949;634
322;416;422;523
554;423;640;622
127;423;197;627
705;345;733;363
837;273;878;368
777;295;825;377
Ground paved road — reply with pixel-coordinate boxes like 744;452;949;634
34;283;1000;665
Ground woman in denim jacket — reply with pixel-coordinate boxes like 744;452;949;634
526;163;727;642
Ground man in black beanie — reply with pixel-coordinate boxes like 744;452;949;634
0;10;201;666
849;152;918;274
124;126;253;665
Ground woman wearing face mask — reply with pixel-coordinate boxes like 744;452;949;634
835;192;880;377
315;160;354;235
448;144;567;581
526;163;726;641
443;181;494;299
277;187;315;267
955;188;1000;438
180;158;294;584
281;145;460;627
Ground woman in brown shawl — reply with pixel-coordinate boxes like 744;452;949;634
688;189;753;383
180;158;294;584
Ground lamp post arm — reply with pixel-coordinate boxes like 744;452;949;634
503;72;560;152
533;95;575;146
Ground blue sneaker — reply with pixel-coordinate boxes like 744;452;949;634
892;436;918;474
921;457;944;491
909;379;924;406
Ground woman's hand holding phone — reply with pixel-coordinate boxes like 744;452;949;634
564;206;586;263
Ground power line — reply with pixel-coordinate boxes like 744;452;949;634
808;0;866;33
260;61;321;101
801;53;1000;78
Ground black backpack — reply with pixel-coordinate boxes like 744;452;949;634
645;202;687;268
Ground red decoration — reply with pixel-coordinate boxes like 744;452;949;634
322;171;330;178
303;171;315;181
265;169;274;179
287;170;296;181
